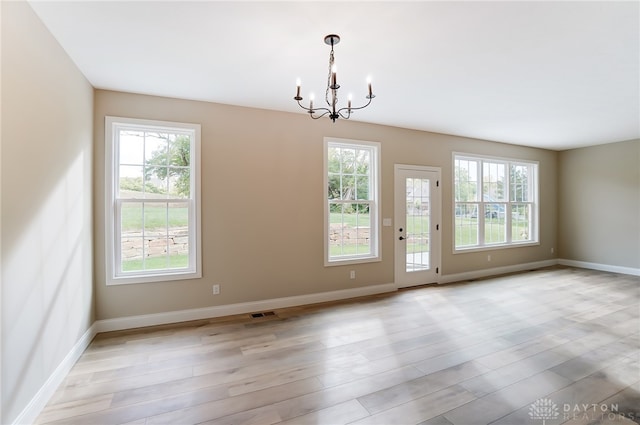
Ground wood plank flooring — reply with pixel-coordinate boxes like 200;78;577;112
35;266;640;425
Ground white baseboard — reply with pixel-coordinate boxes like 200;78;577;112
95;282;398;333
13;324;98;425
438;259;558;284
557;259;640;277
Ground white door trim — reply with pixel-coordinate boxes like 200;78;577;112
394;164;441;287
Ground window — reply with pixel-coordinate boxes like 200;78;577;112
324;138;380;265
454;153;538;251
105;117;201;284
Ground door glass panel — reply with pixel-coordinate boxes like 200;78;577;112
406;178;430;272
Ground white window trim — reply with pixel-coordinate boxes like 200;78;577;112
105;116;202;285
324;137;381;266
452;152;539;254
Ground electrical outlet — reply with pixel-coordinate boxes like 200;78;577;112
350;270;356;279
551;247;555;254
487;254;491;262
213;284;220;295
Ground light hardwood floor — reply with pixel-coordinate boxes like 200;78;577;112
36;266;640;425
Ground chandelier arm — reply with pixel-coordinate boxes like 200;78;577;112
296;99;331;115
310;110;332;119
295;101;310;112
336;95;374;115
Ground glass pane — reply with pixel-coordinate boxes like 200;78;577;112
406;178;430;272
145;133;169;164
121;202;143;231
355;226;370;255
169;167;190;198
121;237;144;272
484;203;506;244
328;203;371;258
143;236;167;271
168;202;189;268
119;165;143;198
483;161;506;201
120;202;143;271
454;158;479;202
169;135;191;167
144;202;167;232
329;203;346;257
355;149;370;175
510;164;530;202
355;176;369;200
484;203;506;220
119;130;144;165
328;147;341;173
512;203;531;241
341;174;355;200
341;148;356;174
455;203;478;247
144;203;168;270
328;174;340;200
144;166;168;196
168;202;189;232
355;203;371;255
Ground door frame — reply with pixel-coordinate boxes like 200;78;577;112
394;164;441;288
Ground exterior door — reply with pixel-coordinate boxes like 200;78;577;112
395;165;441;287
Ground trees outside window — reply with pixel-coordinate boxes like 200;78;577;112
105;117;201;285
454;153;538;251
325;138;380;265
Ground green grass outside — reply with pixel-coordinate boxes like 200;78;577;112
405;215;429;235
329;212;370;227
455;217;530;247
329;244;370;256
122;253;188;272
329;212;369;256
121;201;189;271
121;203;188;231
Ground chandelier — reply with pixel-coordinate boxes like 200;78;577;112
294;34;375;122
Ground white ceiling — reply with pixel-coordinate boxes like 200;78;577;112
29;1;639;150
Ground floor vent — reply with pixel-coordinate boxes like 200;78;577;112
250;311;276;319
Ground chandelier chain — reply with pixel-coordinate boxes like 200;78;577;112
325;48;336;107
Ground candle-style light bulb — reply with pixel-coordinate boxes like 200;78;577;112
348;93;352;111
367;77;373;98
295;78;301;99
309;93;315;110
331;64;337;88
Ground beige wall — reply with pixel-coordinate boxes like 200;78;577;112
559;139;640;268
1;2;94;423
94;90;558;320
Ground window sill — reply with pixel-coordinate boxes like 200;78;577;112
453;241;539;254
325;255;381;267
107;269;201;285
